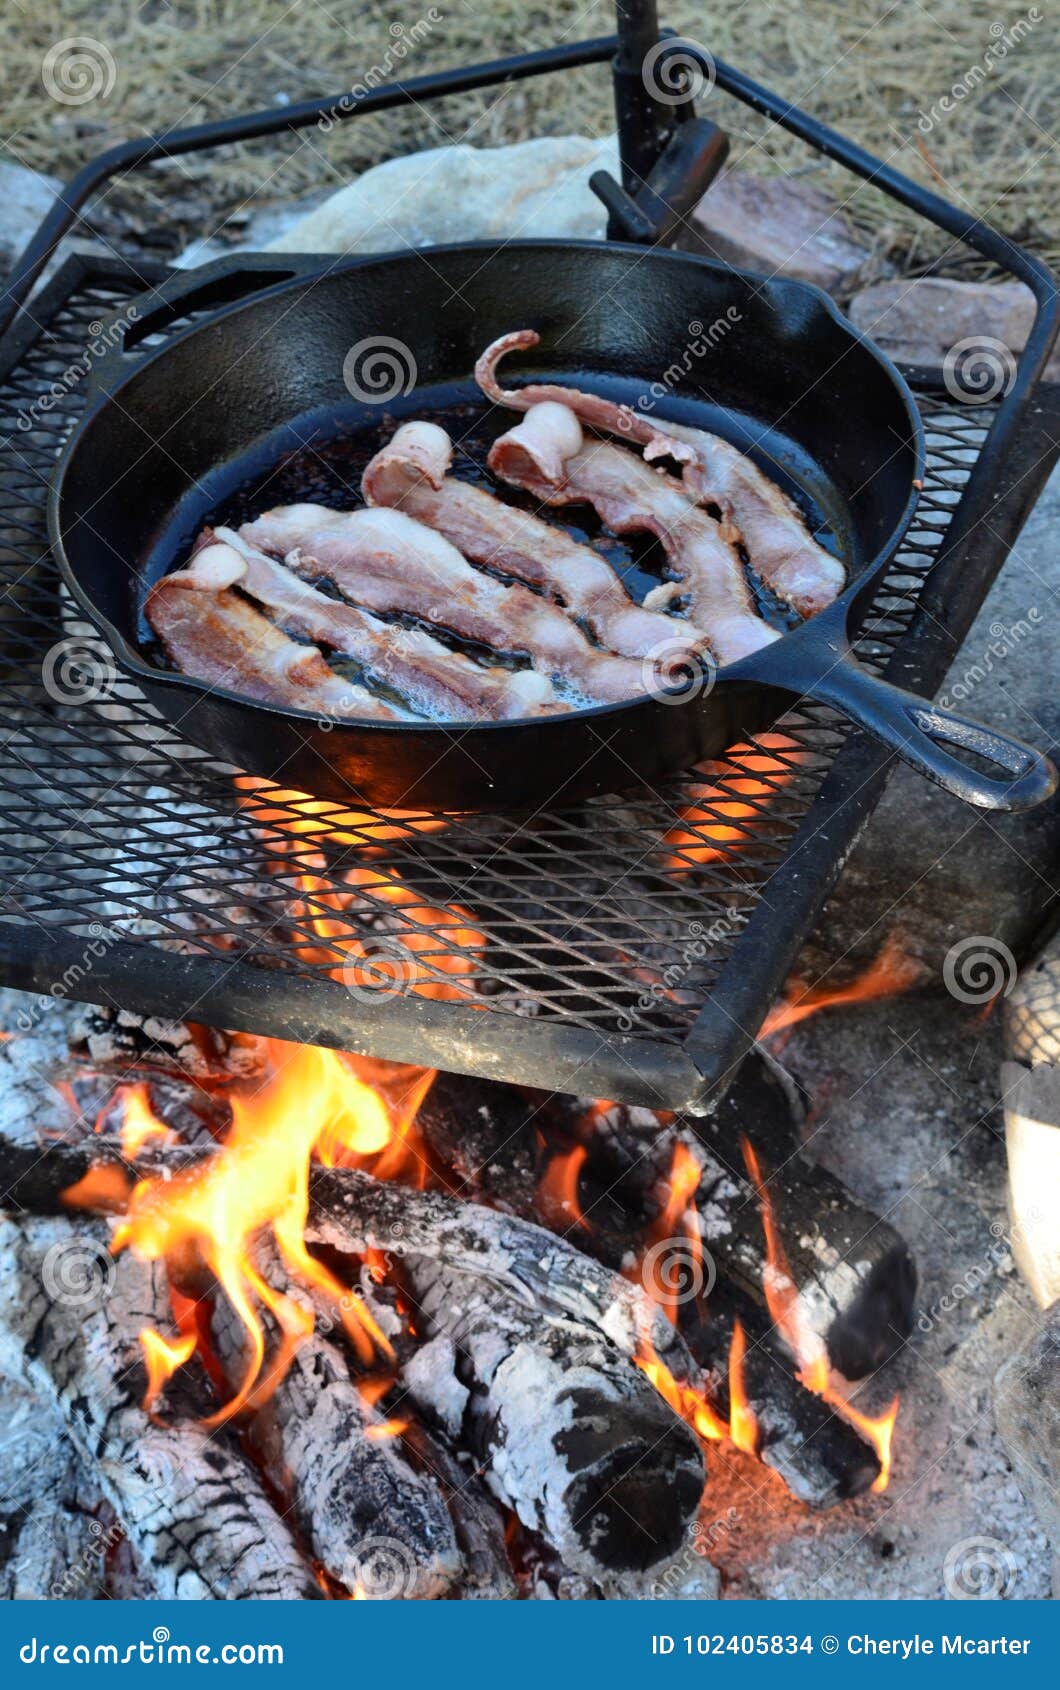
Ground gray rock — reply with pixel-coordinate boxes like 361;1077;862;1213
676;168;873;295
994;1303;1060;1567
267;134;618;255
1003;931;1060;1308
802;461;1060;986
849;278;1060;386
0;159;62;273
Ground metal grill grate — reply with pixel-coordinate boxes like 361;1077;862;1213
0;255;1042;1108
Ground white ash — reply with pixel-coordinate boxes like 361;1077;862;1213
704;991;1054;1599
404;1335;468;1441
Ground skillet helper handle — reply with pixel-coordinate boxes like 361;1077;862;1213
808;654;1057;812
85;253;324;395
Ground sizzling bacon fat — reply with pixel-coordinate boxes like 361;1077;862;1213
475;328;846;618
148;328;842;720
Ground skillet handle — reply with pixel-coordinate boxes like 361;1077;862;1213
804;653;1056;811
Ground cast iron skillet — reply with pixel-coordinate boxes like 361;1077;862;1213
48;242;1056;812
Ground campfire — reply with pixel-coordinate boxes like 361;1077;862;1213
0;771;916;1599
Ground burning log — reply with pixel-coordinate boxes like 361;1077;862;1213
396;1250;707;1587
705;1049;917;1378
0;1213;320;1600
75;1003;267;1086
208;1255;463;1600
0;1123;706;1589
417;1071;885;1506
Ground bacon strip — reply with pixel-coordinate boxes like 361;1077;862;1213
362;421;702;662
145;554;399;720
208;528;561;722
476;329;845;617
488;404;779;666
240;504;649;705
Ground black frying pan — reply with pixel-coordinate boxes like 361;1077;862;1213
48;241;1055;812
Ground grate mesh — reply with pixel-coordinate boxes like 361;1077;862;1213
0;262;995;1052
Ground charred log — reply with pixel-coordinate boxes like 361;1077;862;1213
398;1250;706;1586
703;1048;917;1378
398;1420;517;1600
209;1259;462;1600
418;1070;882;1505
0;1213;320;1600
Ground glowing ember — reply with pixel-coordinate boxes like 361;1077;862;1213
663;733;804;871
741;1137;898;1489
759;930;925;1040
234;774;444;848
286;859;484;1003
111;1039;401;1422
140;1326;197;1414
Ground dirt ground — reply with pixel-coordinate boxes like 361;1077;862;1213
1;2;1057;269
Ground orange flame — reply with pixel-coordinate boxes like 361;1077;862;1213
112;1039;401;1423
633;1142;754;1451
759;931;925;1040
537;1144;588;1229
140;1326;197;1414
636;1344;729;1444
742;1138;898;1489
648;1143;705;1326
285;859;484;1003
118;1084;177;1158
727;1319;759;1454
663;733;805;871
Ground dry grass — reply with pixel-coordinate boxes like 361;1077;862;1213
1;1;1056;270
